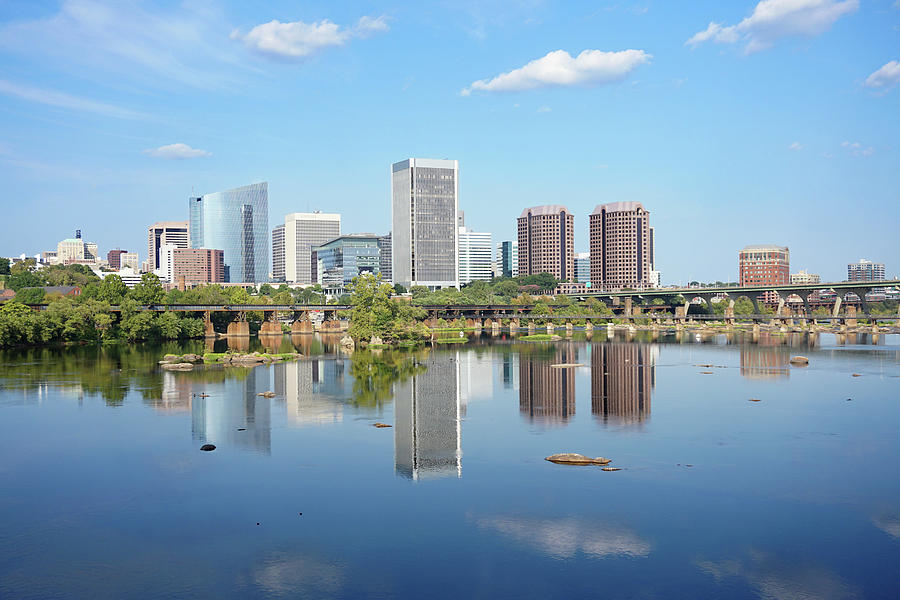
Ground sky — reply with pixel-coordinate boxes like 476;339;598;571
0;0;897;284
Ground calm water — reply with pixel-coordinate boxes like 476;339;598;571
1;331;899;599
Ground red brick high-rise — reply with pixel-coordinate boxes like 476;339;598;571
517;205;574;281
589;202;652;290
739;244;789;304
172;248;225;285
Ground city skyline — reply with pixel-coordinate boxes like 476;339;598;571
0;1;897;282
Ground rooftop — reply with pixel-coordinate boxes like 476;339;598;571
519;205;571;218
591;201;646;214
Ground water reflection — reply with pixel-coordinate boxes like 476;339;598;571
740;337;792;379
590;343;656;426
394;352;463;480
273;359;348;426
697;549;860;600
191;368;272;454
476;515;652;559
518;345;577;425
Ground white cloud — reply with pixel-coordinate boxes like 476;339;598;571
232;15;389;60
142;143;211;159
462;48;651;95
0;78;144;119
686;0;858;53
864;60;900;89
788;141;803;150
841;140;874;156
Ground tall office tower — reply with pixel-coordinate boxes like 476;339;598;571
497;241;519;278
847;259;885;281
107;249;127;270
189;183;269;284
574;252;590;284
391;158;459;289
279;212;341;284
272;224;285;282
147;221;189;273
378;233;392;284
591;344;656;426
84;242;98;261
517;205;574;280
739;244;789;303
518;346;576;425
458;227;492;285
589;202;651;290
394;353;462;480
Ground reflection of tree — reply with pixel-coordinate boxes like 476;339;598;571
348;349;428;408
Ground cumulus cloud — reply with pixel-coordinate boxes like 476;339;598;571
0;78;144;119
142;143;211;159
231;15;389;60
462;49;651;95
864;60;900;90
686;0;858;53
788;141;803;151
841;140;874;156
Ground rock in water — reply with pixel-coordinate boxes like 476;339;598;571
373;422;392;428
601;467;622;472
162;362;194;371
789;356;809;365
545;453;611;466
851;373;862;377
200;444;216;452
256;391;276;398
749;398;762;402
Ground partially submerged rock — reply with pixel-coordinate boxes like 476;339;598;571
789;356;809;365
162;362;194;371
373;422;392;428
545;453;611;466
257;391;276;398
749;398;762;402
550;363;585;368
700;371;713;375
851;373;862;377
200;444;216;451
601;467;622;472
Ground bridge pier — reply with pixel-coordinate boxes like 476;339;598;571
509;319;519;334
227;320;250;337
584;320;593;332
203;311;216;338
546;322;554;334
527;321;535;334
291;311;314;335
845;305;857;328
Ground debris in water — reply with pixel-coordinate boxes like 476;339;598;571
373;422;392;428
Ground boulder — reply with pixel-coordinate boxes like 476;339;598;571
601;467;622;472
373;422;392;428
789;356;809;365
369;335;384;346
340;335;355;350
162;362;194;371
257;391;277;398
200;444;216;451
545;453;611;466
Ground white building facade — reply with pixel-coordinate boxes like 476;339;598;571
282;212;341;285
458;227;492;285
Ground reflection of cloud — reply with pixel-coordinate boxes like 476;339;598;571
477;516;652;559
697;549;859;600
254;555;344;597
873;513;900;539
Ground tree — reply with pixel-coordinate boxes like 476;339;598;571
130;273;164;305
97;274;127;304
14;287;46;304
0;301;43;346
258;283;275;296
393;283;407;295
7;260;43;291
0;257;10;275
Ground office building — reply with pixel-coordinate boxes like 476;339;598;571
121;252;139;271
107;249;127;270
378;233;392;284
272;224;285;282
517;205;574;280
313;234;380;294
279;212;341;285
56;230;99;265
497;241;519;278
847;259;885;282
739;244;789;303
589;202;652;290
189;183;269;283
458;227;492;285
172;248;225;285
574;252;590;285
391;158;459;289
147;221;189;273
790;270;821;285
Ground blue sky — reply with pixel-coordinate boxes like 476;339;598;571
0;0;897;283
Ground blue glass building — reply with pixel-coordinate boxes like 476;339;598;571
189;182;269;283
313;234;381;293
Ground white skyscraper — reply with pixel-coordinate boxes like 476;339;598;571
282;212;341;285
458;226;492;285
391;158;459;289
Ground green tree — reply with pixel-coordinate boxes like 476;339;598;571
97;274;127;304
0;257;10;275
130;273;164;305
7;260;43;291
0;301;44;346
393;283;407;295
157;312;182;339
14;287;46;304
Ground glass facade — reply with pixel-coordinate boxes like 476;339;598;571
314;235;381;292
189;182;269;283
497;241;519;278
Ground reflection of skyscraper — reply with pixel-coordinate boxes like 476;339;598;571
273;359;345;426
590;344;655;425
154;371;193;414
501;352;519;390
739;341;790;379
191;368;271;453
519;347;576;424
394;353;462;480
457;350;493;414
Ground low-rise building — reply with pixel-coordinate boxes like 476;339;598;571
313;234;381;296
